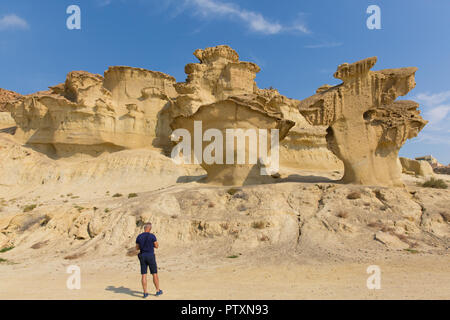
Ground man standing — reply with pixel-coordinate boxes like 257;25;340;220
136;223;163;298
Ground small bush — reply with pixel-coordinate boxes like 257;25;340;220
74;205;84;213
112;193;123;198
0;246;14;253
93;207;98;211
251;221;265;229
104;208;110;213
227;188;241;196
421;178;448;189
336;211;348;219
440;212;450;223
232;192;249;200
30;241;49;249
404;248;419;254
227;255;239;259
0;258;9;263
367;221;385;229
374;190;386;201
347;191;361;200
128;193;138;198
237;204;247;211
40;215;51;227
64;252;85;260
208;202;215;208
23;204;37;212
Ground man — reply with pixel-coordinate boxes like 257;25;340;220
136;222;163;298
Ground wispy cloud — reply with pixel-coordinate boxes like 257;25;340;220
415;91;450;108
186;0;310;35
98;0;311;35
0;14;29;31
410;90;450;160
415;90;450;125
304;41;343;49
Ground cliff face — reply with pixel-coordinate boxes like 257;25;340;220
5;45;341;171
7;68;177;158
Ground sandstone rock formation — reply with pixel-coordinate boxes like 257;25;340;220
400;157;434;177
172;45;260;117
170;94;295;185
415;155;450;175
5;46;339;171
7;68;176;158
0;88;20;129
172;45;341;171
0;88;21;112
298;57;428;186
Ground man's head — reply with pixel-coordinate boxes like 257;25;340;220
143;223;152;232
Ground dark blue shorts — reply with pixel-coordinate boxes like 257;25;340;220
138;253;157;275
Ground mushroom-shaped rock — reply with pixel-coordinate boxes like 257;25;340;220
171;45;341;171
170;95;295;186
298;57;427;186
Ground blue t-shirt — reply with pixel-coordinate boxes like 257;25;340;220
136;232;157;255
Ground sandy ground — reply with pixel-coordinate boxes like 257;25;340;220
1;252;449;300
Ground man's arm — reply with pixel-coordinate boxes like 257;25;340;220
153;241;159;249
136;243;140;250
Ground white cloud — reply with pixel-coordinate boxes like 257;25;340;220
96;0;311;35
415;91;450;125
415;90;450;108
186;0;309;35
0;14;29;31
426;105;450;124
410;90;450;163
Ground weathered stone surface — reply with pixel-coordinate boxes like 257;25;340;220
170;95;295;185
298;57;427;186
374;231;409;250
7;68;176;158
0;88;21;112
172;45;260;117
0;112;15;130
400;157;434;177
0;88;20;129
172;45;341;171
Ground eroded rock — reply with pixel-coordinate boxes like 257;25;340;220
298;57;427;186
171;95;295;185
7;68;176;158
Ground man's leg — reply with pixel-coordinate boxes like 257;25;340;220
152;273;160;292
141;274;148;294
138;254;148;295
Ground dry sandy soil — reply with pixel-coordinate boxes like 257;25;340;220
0;134;449;300
0;251;449;299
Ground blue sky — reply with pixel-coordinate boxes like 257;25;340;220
1;0;449;163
